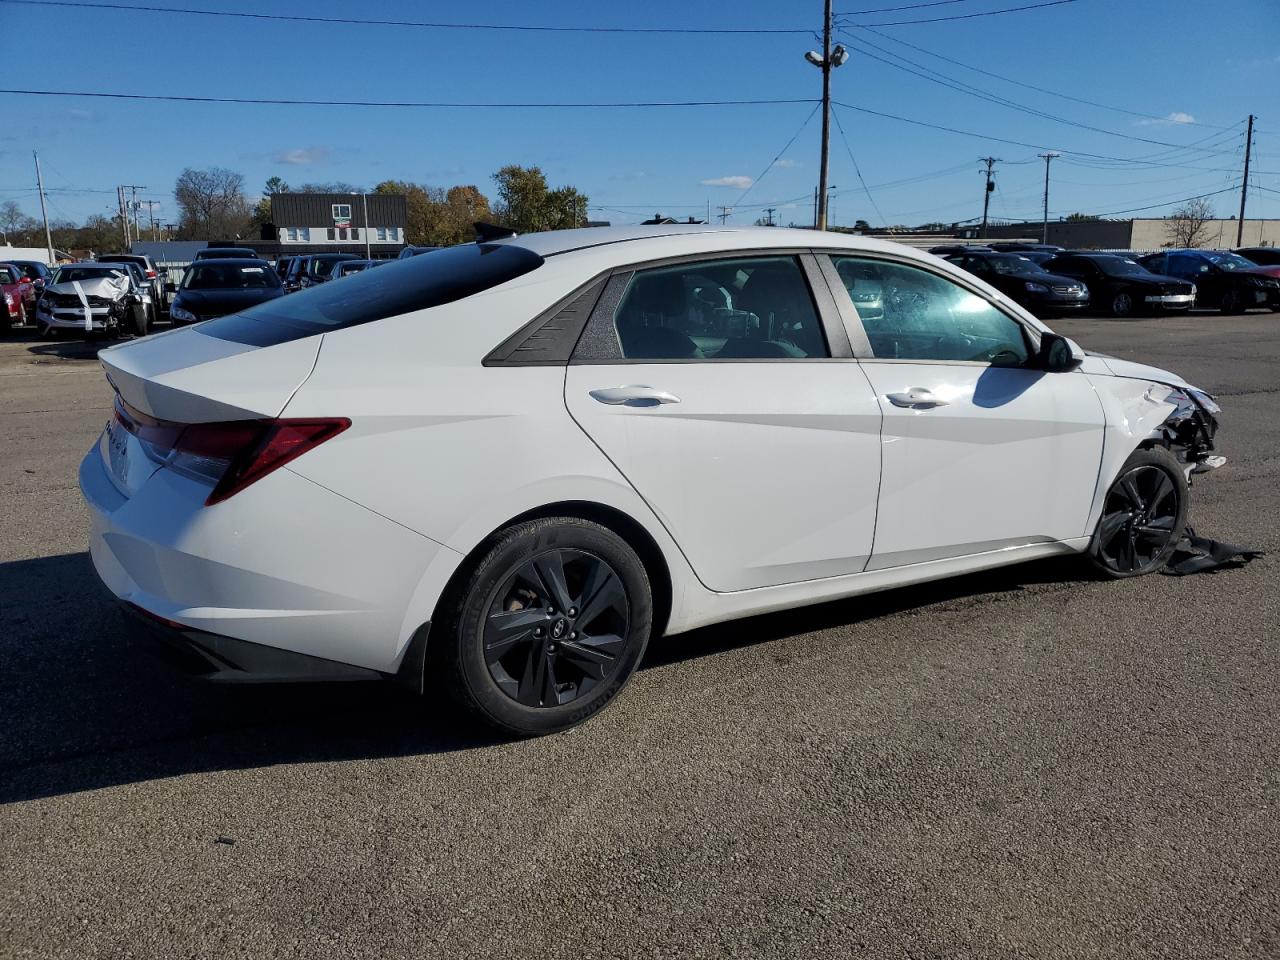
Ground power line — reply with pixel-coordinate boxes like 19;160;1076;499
0;0;818;33
839;34;1242;156
858;26;1237;131
838;0;980;13
841;0;1081;27
0;87;817;109
734;103;822;207
831;100;1280;175
831;107;888;225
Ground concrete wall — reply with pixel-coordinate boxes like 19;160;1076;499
981;221;1133;248
1129;219;1280;252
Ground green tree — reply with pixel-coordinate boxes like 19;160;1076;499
492;165;588;233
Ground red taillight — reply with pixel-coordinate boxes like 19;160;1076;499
145;269;157;278
113;397;349;505
203;418;349;505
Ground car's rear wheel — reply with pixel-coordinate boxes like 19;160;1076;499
439;518;653;736
1109;291;1136;318
1088;447;1188;578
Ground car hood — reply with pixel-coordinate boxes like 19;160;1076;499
174;287;284;312
1091;355;1192;389
1030;271;1085;287
46;276;130;299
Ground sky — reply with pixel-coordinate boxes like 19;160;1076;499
2;0;1278;232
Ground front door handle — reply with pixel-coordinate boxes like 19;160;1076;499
589;385;682;407
885;388;949;409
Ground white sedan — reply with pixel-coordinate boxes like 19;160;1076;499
79;226;1223;735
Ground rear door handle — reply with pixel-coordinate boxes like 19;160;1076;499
589;385;681;407
885;388;949;409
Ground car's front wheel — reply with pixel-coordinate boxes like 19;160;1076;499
439;518;653;736
1109;291;1137;318
1220;288;1242;315
1088;447;1188;578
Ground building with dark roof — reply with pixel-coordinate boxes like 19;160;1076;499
249;192;409;258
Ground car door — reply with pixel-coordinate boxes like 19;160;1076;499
563;252;883;592
1166;253;1219;306
824;253;1106;570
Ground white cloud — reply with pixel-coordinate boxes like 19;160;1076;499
701;175;754;189
775;159;799;168
1138;111;1196;126
273;145;332;165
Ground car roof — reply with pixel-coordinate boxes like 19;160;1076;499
188;258;276;267
495;224;949;265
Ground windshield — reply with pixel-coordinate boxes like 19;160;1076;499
183;262;282;290
308;257;351;277
1095;257;1151;278
13;262;50;280
52;266;126;284
199;242;544;346
1205;252;1259;271
0;266;20;284
988;256;1044;276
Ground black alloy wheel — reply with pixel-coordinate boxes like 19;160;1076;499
483;548;630;708
440;517;652;736
1089;447;1188;578
1110;291;1136;318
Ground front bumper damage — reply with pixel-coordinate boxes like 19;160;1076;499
1145;383;1222;477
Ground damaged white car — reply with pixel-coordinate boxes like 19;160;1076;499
35;263;149;338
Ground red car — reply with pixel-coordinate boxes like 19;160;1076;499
0;261;35;331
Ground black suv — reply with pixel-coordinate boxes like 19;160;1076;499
1040;253;1194;318
1140;250;1280;314
284;253;362;292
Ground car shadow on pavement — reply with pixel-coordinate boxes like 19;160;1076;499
0;550;1094;804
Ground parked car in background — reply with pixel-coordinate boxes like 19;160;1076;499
284;253;360;292
946;251;1089;317
1041;253;1194;317
928;244;993;256
1235;247;1280;268
274;256;295;280
168;258;285;324
34;262;147;337
328;259;385;280
79;226;1225;736
100;261;158;334
1;262;36;330
100;253;164;308
397;245;440;259
1139;250;1280;314
1013;250;1058;267
987;242;1065;254
194;246;259;261
7;259;54;290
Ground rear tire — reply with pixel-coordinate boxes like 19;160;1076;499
438;518;653;736
1088;447;1188;578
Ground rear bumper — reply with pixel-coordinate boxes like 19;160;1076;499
124;602;385;682
79;440;453;675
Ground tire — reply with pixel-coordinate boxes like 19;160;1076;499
1088;447;1188;579
1109;291;1136;318
0;311;10;336
438;517;653;736
1219;288;1242;316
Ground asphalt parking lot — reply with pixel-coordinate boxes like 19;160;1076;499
1;313;1277;959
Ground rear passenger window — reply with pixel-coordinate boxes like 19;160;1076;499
831;256;1030;366
611;256;828;360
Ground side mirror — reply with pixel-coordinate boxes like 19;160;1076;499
1038;332;1082;373
165;281;177;293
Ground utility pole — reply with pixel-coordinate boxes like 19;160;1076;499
804;0;847;231
140;200;161;240
764;207;777;226
1237;114;1254;248
121;185;147;249
1037;152;1060;244
117;186;130;247
979;157;1000;239
362;191;371;258
33;152;53;265
717;206;733;225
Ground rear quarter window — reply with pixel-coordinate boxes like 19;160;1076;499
198;242;543;346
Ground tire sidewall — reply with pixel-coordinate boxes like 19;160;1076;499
449;519;652;736
1111;292;1134;317
1089;446;1189;578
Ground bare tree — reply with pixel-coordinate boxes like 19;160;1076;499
1165;198;1215;248
0;200;26;243
174;167;252;240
